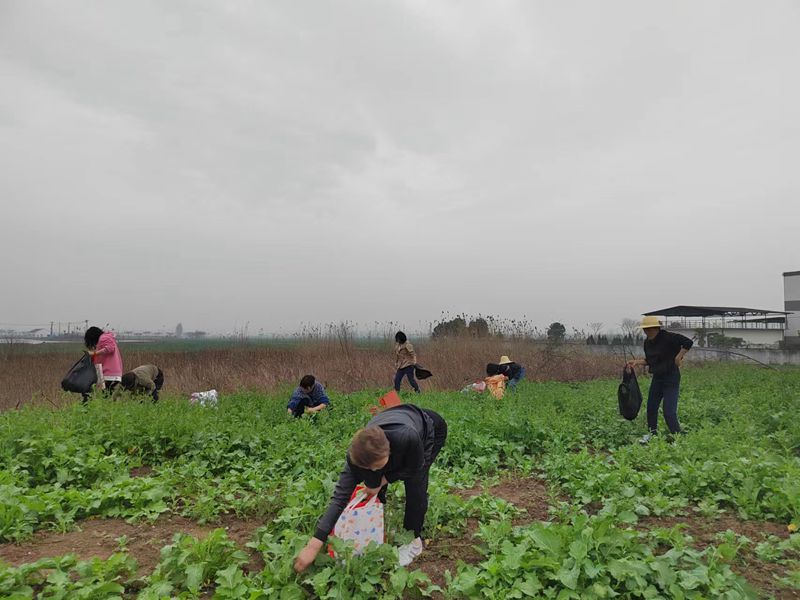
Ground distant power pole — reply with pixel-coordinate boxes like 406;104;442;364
50;321;54;336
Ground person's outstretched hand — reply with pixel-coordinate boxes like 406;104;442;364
294;538;323;573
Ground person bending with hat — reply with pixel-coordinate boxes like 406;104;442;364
294;403;448;572
497;355;525;390
627;316;693;443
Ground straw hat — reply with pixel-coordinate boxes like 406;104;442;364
639;316;662;329
499;355;513;365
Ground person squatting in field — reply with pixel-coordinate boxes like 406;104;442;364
495;355;525;390
294;403;448;572
287;374;330;417
83;326;123;402
121;364;164;402
626;315;693;443
394;331;420;393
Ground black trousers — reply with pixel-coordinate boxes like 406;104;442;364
379;409;448;538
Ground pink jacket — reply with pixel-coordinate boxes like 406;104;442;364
93;331;123;378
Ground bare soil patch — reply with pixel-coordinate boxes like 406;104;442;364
414;536;482;592
129;465;154;478
0;513;265;576
457;475;551;524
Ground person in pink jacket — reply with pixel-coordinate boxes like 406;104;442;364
84;326;124;395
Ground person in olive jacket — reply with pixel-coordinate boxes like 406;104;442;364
627;315;693;443
121;364;165;401
294;403;447;572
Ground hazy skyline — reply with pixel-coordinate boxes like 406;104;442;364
2;1;799;335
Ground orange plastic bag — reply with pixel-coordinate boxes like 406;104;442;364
485;375;507;400
379;390;402;408
369;390;403;415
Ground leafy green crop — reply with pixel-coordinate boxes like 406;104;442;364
448;513;757;599
0;364;798;596
0;552;137;599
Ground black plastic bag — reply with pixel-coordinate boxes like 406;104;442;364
617;366;642;420
61;353;97;394
415;366;433;380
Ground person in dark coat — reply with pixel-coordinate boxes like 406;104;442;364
627;315;693;443
294;404;447;572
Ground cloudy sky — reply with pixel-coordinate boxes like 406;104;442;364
1;1;798;335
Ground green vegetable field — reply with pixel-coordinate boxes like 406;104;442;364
1;365;799;598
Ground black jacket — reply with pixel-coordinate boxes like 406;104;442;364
313;404;434;541
644;330;693;377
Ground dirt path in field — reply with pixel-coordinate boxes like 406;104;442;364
0;513;266;576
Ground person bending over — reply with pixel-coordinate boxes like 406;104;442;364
121;364;164;402
294;403;447;571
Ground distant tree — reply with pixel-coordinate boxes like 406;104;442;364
467;318;489;338
432;317;467;338
620;318;642;342
707;332;744;349
586;335;596;345
589;322;604;338
546;322;566;344
694;328;707;348
175;323;183;338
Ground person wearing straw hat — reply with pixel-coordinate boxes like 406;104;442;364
497;355;525;390
627;316;693;444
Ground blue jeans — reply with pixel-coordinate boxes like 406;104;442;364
394;366;420;393
647;369;681;434
508;367;526;390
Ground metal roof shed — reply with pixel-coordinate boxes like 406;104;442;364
642;306;788;348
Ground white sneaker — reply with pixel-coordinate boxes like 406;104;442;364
639;433;655;444
398;537;424;567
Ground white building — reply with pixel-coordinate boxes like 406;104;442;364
784;271;800;347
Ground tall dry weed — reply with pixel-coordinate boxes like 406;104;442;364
0;338;623;410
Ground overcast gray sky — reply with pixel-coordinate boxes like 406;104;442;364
1;1;798;335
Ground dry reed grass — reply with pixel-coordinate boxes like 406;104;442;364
0;338;623;410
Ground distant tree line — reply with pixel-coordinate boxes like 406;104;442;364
432;317;490;338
